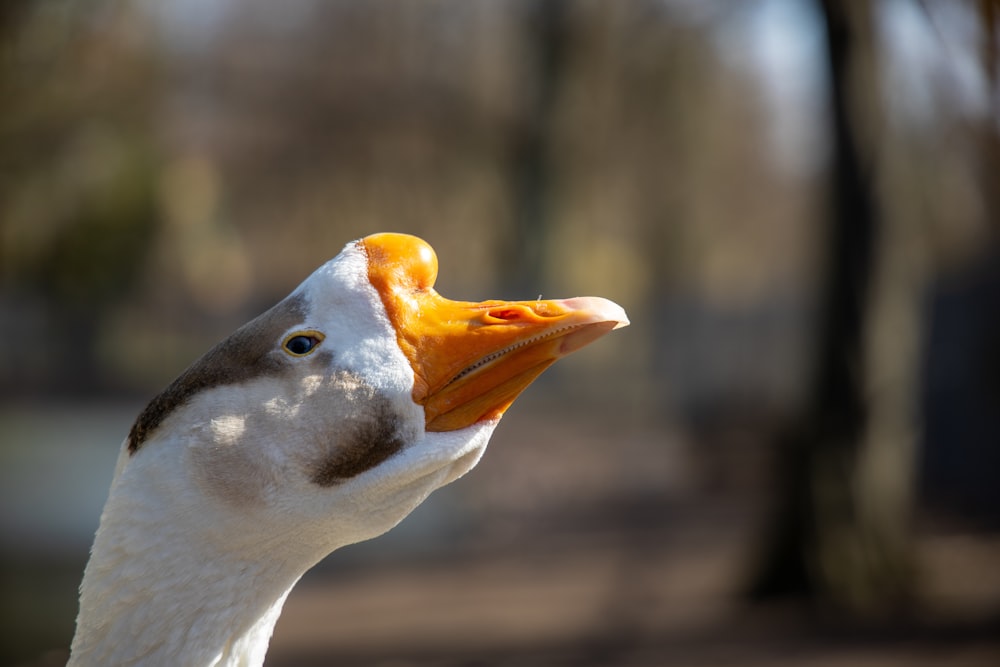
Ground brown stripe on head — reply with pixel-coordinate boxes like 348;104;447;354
127;293;309;453
308;385;408;487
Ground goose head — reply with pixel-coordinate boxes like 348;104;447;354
70;233;628;666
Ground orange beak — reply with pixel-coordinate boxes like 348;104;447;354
361;233;629;432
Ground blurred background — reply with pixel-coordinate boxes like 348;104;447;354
2;0;999;665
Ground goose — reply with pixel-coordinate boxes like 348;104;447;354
68;232;628;666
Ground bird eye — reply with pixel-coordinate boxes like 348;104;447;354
282;331;325;357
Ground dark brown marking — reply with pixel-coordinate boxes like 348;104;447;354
309;398;407;486
127;293;309;453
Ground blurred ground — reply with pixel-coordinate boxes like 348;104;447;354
272;533;1000;667
265;404;1000;667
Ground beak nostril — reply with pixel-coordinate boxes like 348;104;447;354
486;302;569;323
489;308;524;322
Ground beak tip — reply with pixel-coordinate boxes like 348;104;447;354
561;296;629;329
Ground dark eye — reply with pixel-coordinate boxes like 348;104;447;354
283;331;324;357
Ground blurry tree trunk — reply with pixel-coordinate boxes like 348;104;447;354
748;0;919;614
505;0;568;295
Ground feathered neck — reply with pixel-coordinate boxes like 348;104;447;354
68;444;334;667
68;418;496;667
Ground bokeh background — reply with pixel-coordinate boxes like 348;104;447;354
2;1;999;665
